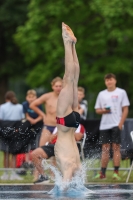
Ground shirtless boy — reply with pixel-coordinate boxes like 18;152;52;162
30;77;62;146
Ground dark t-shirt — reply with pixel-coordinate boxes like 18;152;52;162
22;101;43;119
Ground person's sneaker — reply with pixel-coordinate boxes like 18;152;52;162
21;162;30;169
16;169;27;176
1;172;9;180
34;175;50;184
93;172;106;180
10;171;23;180
112;172;121;180
29;162;34;169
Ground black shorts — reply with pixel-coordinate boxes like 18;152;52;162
41;144;55;158
99;126;121;145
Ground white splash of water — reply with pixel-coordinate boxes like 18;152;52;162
42;159;94;197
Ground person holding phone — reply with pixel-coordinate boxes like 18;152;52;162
94;73;130;180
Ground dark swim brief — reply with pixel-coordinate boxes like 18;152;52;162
56;111;80;128
43;125;56;133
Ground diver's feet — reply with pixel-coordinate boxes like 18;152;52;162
93;172;106;180
34;175;50;184
62;22;77;43
112;171;121;180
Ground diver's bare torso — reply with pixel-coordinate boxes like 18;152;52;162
54;124;81;181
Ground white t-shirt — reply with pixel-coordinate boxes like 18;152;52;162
0;102;24;120
80;100;88;120
95;87;130;130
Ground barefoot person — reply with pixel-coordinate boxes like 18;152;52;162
54;22;81;182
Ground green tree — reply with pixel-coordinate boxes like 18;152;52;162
14;0;133;116
0;0;29;103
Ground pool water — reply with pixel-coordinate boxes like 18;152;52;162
0;184;133;200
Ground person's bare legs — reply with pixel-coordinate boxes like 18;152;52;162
33;169;39;182
56;23;76;117
72;43;79;111
71;43;81;169
2;152;10;179
4;152;10;168
112;143;121;167
11;155;16;168
31;148;48;175
39;129;51;146
32;129;51;181
101;144;111;168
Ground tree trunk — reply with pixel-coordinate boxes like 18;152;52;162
0;75;9;104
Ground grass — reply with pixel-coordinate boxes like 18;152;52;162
0;151;33;184
0;151;133;184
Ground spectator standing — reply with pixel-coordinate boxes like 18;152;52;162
22;89;43;127
30;77;62;146
31;124;85;184
78;87;88;120
22;89;43;146
94;73;130;180
21;89;43;168
0;91;24;180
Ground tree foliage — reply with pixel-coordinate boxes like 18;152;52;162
0;0;30;75
0;0;29;103
14;0;133;116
